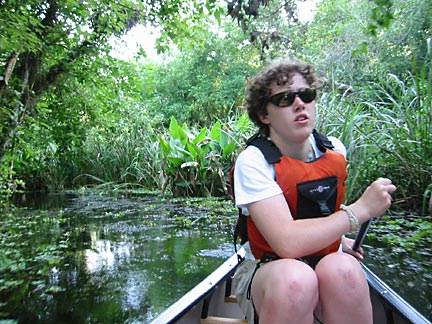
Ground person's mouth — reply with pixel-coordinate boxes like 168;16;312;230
295;114;309;123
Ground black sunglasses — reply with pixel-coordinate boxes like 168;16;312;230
268;88;317;107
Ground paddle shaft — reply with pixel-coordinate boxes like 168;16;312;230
352;219;372;251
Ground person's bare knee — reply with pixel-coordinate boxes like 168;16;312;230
316;253;366;296
315;254;372;324
252;260;319;323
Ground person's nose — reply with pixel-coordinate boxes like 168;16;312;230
292;94;305;111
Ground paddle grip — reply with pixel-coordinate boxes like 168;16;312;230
352;219;372;252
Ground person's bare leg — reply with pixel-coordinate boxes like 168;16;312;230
251;259;319;324
315;253;373;324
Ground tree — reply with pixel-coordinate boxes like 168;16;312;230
294;0;430;87
3;0;427;201
226;0;302;60
0;0;224;198
146;28;259;127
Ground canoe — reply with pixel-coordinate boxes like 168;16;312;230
150;246;431;324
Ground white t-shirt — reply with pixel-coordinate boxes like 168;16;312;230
233;134;346;216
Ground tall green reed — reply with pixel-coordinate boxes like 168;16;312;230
316;91;378;202
362;71;431;213
75;125;163;191
317;64;431;213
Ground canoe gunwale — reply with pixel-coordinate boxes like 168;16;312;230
149;248;246;324
363;263;431;324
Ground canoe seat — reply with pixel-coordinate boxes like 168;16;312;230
200;275;248;324
201;316;248;324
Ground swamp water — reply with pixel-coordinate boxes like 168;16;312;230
1;192;431;323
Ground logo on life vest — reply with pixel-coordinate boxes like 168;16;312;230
309;185;330;193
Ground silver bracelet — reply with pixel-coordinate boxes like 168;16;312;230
340;204;360;232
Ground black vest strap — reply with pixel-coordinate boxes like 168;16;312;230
246;129;334;163
313;129;334;152
246;134;281;164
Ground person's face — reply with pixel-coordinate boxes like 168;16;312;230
259;73;316;143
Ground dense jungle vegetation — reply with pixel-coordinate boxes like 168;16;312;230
1;1;432;322
0;0;431;212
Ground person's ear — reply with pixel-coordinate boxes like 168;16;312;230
259;111;270;124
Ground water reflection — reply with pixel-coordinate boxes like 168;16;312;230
4;192;432;323
85;236;116;273
3;193;236;323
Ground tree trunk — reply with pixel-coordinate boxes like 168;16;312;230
0;51;20;96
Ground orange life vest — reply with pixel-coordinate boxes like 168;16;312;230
232;131;347;260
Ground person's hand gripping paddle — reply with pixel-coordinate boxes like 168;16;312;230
352;177;396;252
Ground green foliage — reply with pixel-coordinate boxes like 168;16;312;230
368;0;394;35
153;0;225;52
0;157;24;208
359;67;431;211
369;213;432;252
146;30;258;126
158;115;251;197
7;55;154;191
0;0;225;200
77;122;162;191
304;0;374;84
302;0;431;87
315;58;431;212
225;0;303;60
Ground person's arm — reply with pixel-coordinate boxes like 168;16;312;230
247;178;396;259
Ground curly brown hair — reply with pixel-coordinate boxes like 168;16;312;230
246;59;322;135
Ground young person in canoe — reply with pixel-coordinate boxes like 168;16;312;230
232;58;397;324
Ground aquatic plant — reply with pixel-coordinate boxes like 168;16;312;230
0;210;69;321
158;114;252;197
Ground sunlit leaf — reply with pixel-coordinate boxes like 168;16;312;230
159;138;171;155
192;127;207;145
222;141;236;157
209;121;222;141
